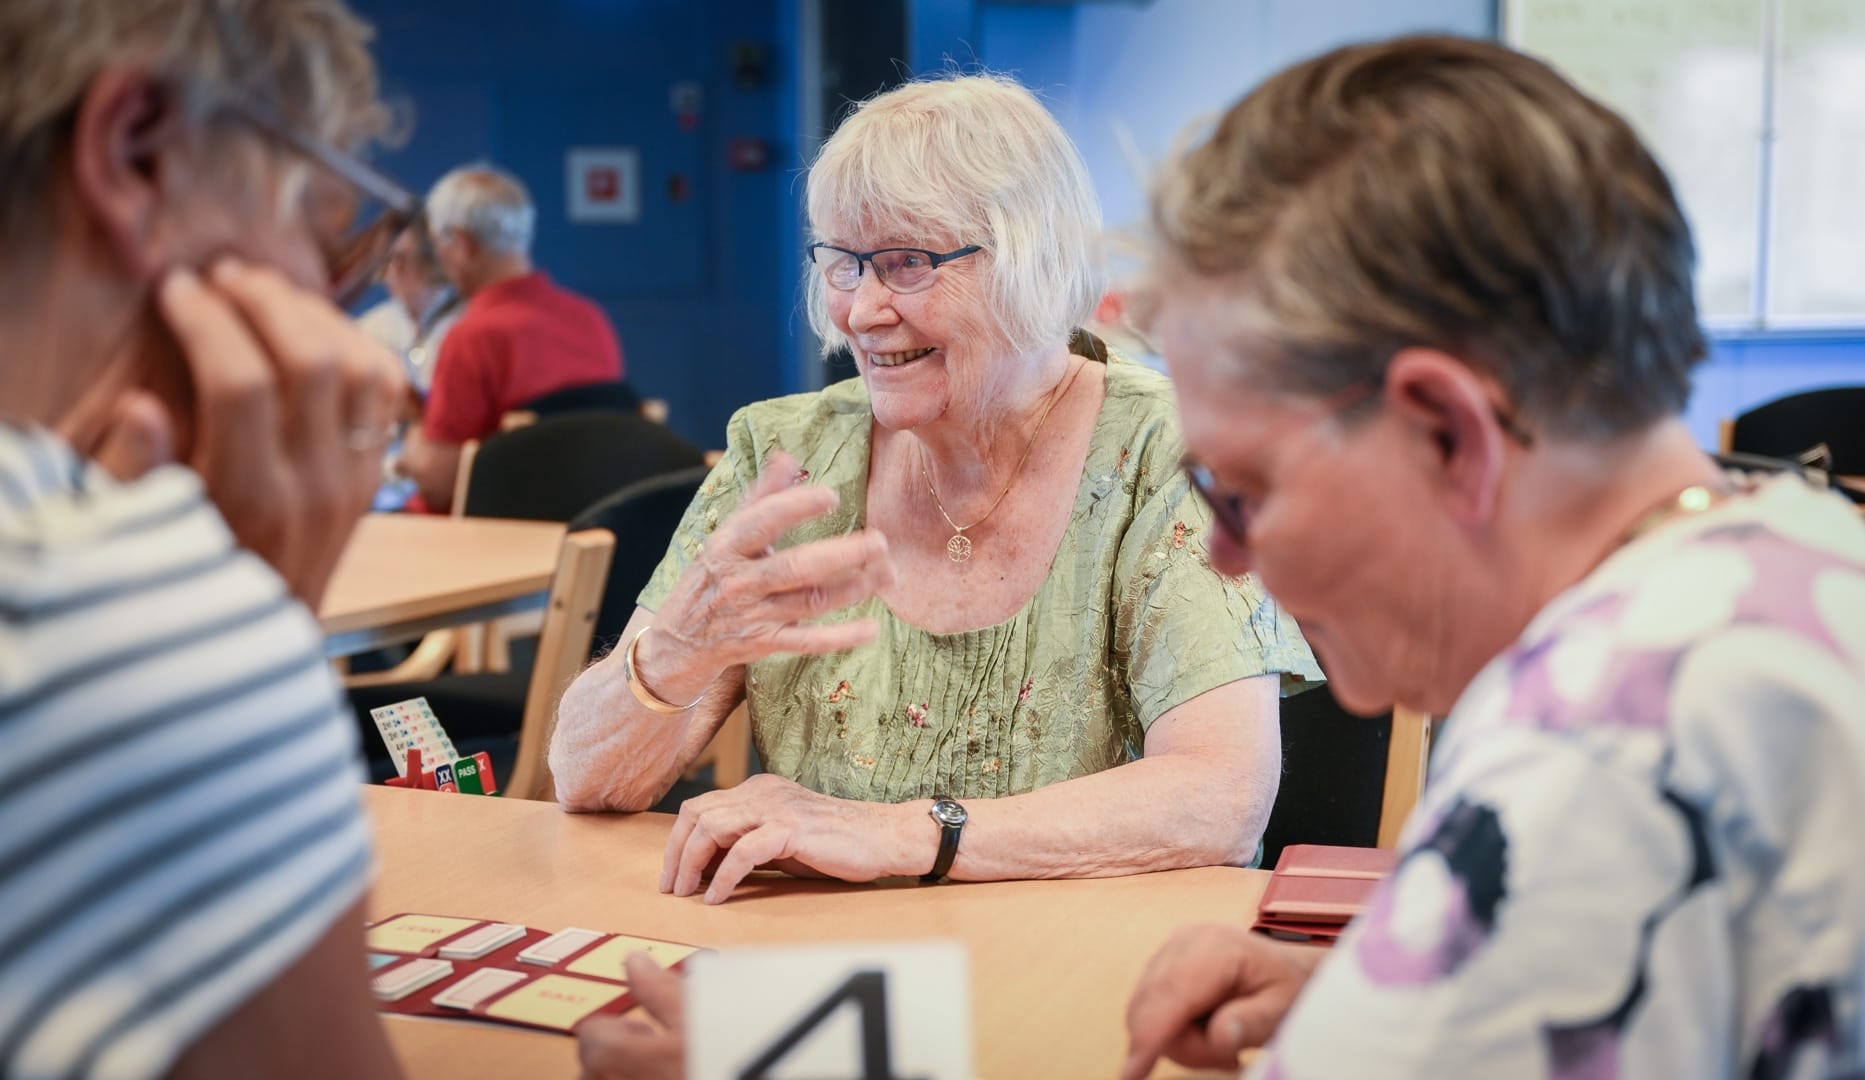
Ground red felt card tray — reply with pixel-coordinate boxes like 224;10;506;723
365;913;705;1035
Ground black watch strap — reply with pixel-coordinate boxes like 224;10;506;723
921;797;966;884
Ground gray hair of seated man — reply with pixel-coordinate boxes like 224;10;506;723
427;164;536;257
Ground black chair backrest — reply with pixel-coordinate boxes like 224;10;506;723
1259;683;1392;866
519;379;643;420
569;466;711;660
465;412;704;522
1730;386;1865;474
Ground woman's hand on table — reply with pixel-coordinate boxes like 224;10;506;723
92;259;404;608
1121;923;1319;1080
634;451;896;705
577;953;685;1080
660;774;928;904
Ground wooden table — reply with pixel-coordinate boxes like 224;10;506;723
320;514;566;658
364;787;1267;1079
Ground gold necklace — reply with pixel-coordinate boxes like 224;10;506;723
918;362;1084;563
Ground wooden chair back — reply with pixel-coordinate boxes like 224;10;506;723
504;528;616;801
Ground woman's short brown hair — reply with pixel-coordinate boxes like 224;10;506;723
1149;35;1706;440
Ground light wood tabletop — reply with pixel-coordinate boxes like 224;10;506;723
364;786;1267;1079
319;514;566;658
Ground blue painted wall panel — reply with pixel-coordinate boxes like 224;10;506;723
352;0;795;447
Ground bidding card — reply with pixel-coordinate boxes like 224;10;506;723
367;914;482;955
373;958;454;1002
565;933;701;978
518;927;605;966
482;974;629;1030
433;967;529;1010
369;697;458;777
438;922;526;960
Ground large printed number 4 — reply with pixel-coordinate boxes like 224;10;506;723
738;970;928;1080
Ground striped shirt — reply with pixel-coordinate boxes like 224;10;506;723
0;425;373;1080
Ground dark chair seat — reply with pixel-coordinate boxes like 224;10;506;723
1729;386;1865;473
465;412;705;522
517;379;643;419
1259;683;1395;866
569;466;712;658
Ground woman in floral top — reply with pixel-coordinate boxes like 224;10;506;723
1123;36;1865;1080
550;74;1320;903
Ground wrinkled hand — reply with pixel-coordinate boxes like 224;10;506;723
578;953;685;1080
92;259;404;608
646;450;895;692
661;774;920;905
1121;924;1318;1080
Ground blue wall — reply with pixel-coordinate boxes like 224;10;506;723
353;0;804;447
353;0;1860;449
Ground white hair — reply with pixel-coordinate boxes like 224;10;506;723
427;164;535;255
805;73;1104;359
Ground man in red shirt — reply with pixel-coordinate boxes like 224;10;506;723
399;164;624;511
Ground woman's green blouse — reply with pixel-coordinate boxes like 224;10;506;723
639;359;1322;803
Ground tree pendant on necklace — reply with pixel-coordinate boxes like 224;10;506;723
946;533;972;563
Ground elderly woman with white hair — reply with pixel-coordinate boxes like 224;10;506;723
550;73;1320;902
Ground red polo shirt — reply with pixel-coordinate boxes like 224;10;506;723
422;271;624;444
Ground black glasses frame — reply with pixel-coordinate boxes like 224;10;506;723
806;243;983;294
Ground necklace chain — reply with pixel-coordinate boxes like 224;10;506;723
918;361;1084;563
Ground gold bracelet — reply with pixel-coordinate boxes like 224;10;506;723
623;627;707;714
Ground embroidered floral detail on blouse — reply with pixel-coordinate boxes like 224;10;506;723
1018;677;1035;702
793;467;811;484
850;753;876;769
827;679;856;704
1115;447;1131;475
906;702;929;728
1172;520;1193;549
982;757;1001;774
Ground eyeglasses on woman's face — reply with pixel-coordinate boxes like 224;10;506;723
807;243;983;296
223;100;420;309
1180;369;1535;554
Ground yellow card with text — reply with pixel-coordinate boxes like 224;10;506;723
366;915;481;955
564;934;700;979
482;974;628;1030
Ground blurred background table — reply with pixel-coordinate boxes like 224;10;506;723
320;514;565;659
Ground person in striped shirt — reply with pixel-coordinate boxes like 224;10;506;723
1;1;410;1076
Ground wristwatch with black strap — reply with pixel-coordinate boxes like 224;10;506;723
921;796;967;884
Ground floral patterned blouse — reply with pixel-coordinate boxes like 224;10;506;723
1254;475;1865;1079
638;358;1322;803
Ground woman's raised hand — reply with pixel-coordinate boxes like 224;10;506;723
642;450;895;694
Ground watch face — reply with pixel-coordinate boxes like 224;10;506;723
930;798;967;827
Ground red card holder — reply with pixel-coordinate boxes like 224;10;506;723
1251;845;1398;944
